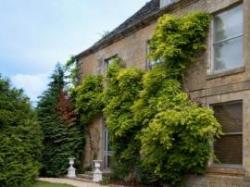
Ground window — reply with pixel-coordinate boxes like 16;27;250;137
146;41;161;69
212;5;243;73
212;101;243;165
160;0;176;8
104;55;118;72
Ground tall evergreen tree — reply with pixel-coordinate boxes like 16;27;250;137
0;75;42;187
37;64;83;177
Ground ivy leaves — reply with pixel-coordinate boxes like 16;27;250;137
137;12;221;185
75;75;103;125
149;12;210;79
74;12;221;186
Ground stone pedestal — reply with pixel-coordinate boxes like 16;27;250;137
67;157;76;178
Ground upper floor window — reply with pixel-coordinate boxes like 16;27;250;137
104;55;118;72
146;41;161;69
160;0;176;8
212;5;243;73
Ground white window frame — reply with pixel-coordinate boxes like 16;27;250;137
160;0;176;8
210;5;244;74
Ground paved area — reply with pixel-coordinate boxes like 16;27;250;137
38;177;109;187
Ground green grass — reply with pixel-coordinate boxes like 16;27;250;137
32;181;74;187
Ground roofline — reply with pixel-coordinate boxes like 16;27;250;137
75;0;193;60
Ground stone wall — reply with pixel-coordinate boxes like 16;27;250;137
83;115;104;169
78;0;250;185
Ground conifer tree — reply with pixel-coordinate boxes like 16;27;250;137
37;64;83;177
0;75;42;187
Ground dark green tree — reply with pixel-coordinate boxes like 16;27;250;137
37;64;83;177
0;75;42;187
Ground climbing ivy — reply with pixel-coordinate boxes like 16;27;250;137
75;75;104;125
73;12;222;186
148;12;210;79
134;12;221;185
103;58;143;181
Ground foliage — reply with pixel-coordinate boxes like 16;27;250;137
75;75;104;125
133;12;221;185
103;58;143;181
148;12;210;79
71;11;221;186
57;90;77;125
37;64;83;177
0;75;42;187
64;56;79;88
137;74;221;185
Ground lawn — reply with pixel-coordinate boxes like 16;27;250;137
32;181;74;187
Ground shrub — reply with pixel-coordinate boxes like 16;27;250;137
0;75;42;187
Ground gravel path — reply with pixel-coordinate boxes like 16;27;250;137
38;177;109;187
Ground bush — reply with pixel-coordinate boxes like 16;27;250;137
0;75;42;187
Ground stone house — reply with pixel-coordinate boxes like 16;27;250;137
75;0;250;186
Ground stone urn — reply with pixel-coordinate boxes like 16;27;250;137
67;157;76;178
93;160;102;182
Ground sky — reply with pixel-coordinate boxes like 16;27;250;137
0;0;149;103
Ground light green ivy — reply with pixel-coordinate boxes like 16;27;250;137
74;12;222;186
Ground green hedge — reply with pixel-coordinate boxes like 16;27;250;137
0;75;42;187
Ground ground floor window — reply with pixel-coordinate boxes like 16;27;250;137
212;100;243;165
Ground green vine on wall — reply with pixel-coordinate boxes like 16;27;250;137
148;12;211;79
103;58;144;181
134;12;221;185
75;75;104;125
74;12;222;186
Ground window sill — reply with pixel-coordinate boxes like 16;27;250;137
207;67;245;80
207;164;244;176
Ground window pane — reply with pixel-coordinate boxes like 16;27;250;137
214;5;243;42
214;36;243;71
160;0;176;8
212;101;243;165
213;101;242;133
214;135;242;165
